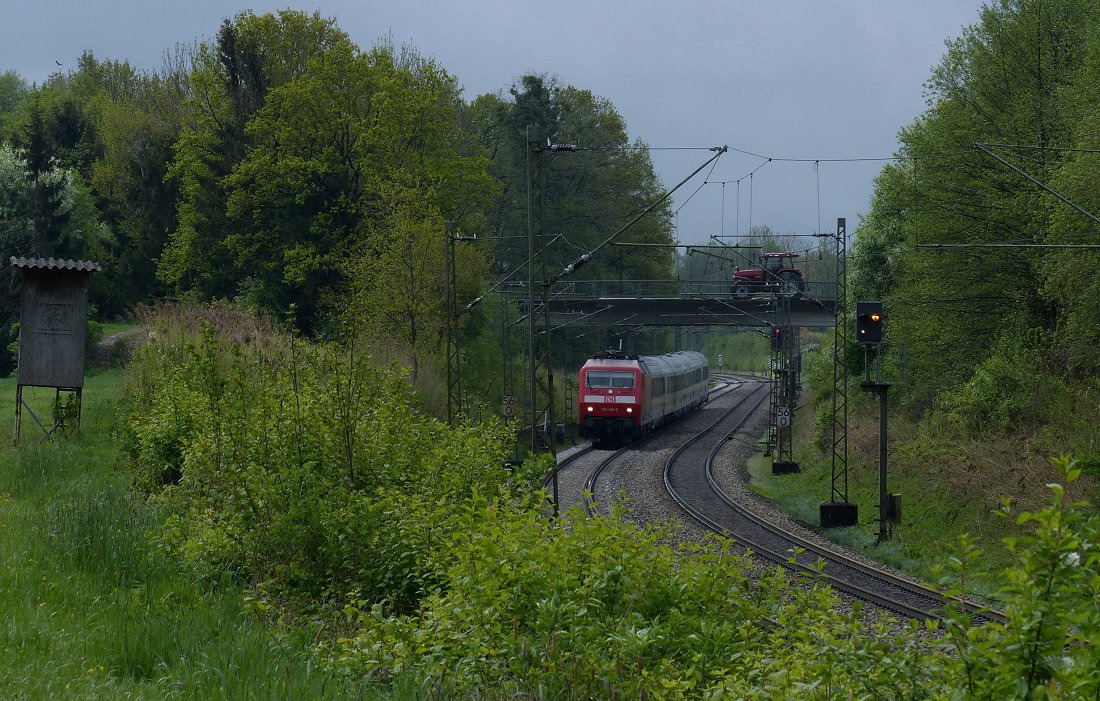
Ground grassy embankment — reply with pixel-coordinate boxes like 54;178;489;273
0;370;379;699
746;381;1099;598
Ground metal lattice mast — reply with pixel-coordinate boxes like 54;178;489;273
770;290;798;473
830;218;850;503
444;221;461;424
777;317;798;466
766;343;778;455
526;126;553;456
781;296;794;465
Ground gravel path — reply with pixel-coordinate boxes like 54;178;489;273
90;328;145;368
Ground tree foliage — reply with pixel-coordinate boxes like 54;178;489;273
852;0;1100;409
221;40;494;343
471;74;676;285
158;12;496;339
1;52;191;319
1041;15;1100;375
159;10;352;314
0;70;29;139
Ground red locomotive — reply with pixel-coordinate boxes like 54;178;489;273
578;349;709;444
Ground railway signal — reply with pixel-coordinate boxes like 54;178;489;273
770;325;784;351
854;299;898;543
855;301;884;345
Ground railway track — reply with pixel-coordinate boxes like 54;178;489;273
544;374;750;517
545;372;1005;625
662;379;1006;625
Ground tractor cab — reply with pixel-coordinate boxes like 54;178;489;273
731;252;805;298
762;252;796;274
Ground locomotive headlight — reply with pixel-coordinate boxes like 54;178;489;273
626;407;633;413
587;406;594;412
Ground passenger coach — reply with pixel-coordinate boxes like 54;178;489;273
578;349;709;444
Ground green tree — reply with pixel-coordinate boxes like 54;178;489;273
0;70;29;140
221;39;371;326
221;39;494;336
471;75;676;286
5;52;191;315
854;0;1100;407
1041;15;1100;375
159;10;351;307
352;186;448;383
16;99;73;256
344;45;495;384
88;67;186;312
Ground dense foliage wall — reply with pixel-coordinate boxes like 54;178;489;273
0;10;674;393
851;0;1100;418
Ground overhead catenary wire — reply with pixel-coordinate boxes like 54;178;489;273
815;160;821;236
645;143;920;238
974;141;1100;227
722;145;905;163
664;144;926;238
585;144;914;161
460;233;565;314
698;158;773;236
982;142;1100;154
998;154;1100;168
472;139;906;313
749;172;753;233
674;151;725;215
460;147;729;314
552;146;729;285
919;243;1100;249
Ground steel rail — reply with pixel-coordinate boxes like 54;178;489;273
663;381;1005;623
703;439;1007;625
582;376;747;516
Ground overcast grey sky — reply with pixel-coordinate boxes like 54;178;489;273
4;1;985;247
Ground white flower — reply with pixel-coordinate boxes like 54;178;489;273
1062;551;1081;567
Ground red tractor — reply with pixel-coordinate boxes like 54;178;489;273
731;252;805;298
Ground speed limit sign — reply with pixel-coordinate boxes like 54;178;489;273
502;395;516;418
776;406;791;428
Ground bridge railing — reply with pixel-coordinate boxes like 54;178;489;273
501;279;837;302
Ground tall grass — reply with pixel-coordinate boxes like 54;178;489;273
0;371;385;699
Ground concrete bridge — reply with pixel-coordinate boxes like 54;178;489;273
506;279;838;329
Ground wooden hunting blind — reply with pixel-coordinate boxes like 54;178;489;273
11;256;101;439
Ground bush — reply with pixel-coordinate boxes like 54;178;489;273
122;304;524;613
332;459;1100;699
332;499;940;699
123;306;1100;698
939;327;1057;432
935;456;1100;699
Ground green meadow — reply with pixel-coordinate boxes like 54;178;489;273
0;371;375;699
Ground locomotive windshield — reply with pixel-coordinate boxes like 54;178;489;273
586;371;636;389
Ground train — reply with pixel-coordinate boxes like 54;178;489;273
578;349;710;444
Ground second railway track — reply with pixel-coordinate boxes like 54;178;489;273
546;374;752;517
548;373;1005;625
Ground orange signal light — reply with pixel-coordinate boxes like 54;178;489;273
855;301;884;344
